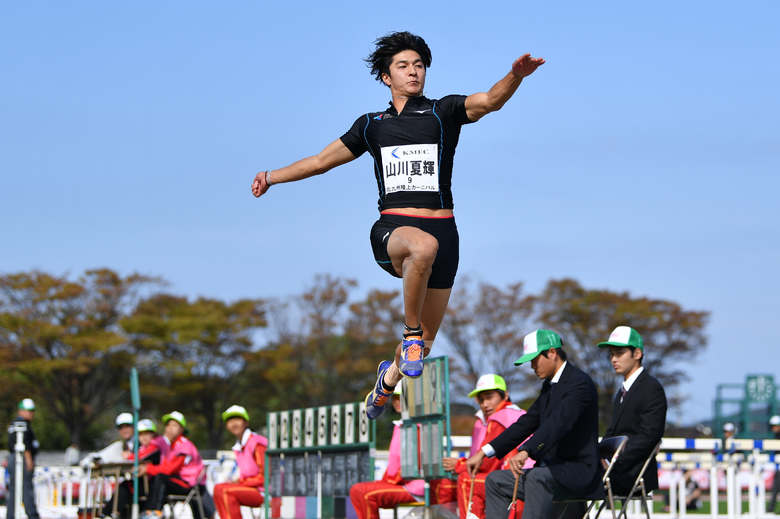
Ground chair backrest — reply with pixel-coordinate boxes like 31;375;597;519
599;435;629;482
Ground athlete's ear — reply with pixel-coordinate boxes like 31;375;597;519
381;72;391;87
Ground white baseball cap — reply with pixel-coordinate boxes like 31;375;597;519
115;412;133;427
769;415;780;426
18;398;36;411
723;422;735;432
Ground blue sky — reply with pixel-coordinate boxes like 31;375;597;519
2;2;778;424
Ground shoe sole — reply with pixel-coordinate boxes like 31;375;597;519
400;340;424;378
365;361;393;420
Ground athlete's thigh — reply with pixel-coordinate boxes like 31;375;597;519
420;287;452;342
386;226;439;274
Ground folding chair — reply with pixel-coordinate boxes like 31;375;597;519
554;435;628;519
166;468;207;519
613;440;662;519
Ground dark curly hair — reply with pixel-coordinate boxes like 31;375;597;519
365;31;432;83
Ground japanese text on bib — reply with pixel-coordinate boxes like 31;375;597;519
380;144;439;193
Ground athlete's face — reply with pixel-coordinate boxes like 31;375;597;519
382;49;426;97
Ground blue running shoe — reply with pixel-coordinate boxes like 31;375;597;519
364;360;394;420
400;332;424;378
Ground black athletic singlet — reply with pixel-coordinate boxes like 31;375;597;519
340;95;474;211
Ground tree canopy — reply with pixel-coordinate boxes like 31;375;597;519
1;269;709;449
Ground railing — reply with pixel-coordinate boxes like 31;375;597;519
8;437;778;519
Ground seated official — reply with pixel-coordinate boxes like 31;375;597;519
466;330;603;519
139;411;213;519
81;412;135;467
598;326;667;495
441;374;533;519
104;418;164;519
213;405;268;519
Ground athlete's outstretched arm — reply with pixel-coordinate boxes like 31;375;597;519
464;53;545;122
251;139;356;198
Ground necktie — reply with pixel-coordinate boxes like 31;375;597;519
619;387;627;404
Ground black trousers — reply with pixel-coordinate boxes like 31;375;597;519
6;457;40;519
145;474;213;519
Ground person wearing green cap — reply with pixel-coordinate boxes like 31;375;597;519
6;398;40;519
599;325;667;496
102;419;165;519
465;330;602;519
140;411;213;519
440;374;532;519
212;405;268;519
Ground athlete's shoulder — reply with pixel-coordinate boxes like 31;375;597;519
434;94;467;107
431;95;471;125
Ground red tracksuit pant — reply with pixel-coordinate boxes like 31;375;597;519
349;479;456;519
213;483;264;519
457;471;489;519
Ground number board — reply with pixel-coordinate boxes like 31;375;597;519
358;402;369;443
279;411;289;449
330;405;341;444
317;407;328;446
399;356;450;481
401;356;446;419
292;409;302;448
304;408;315;447
268;413;278;450
267;402;373;450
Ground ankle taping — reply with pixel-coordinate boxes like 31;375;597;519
403;323;423;337
380;377;396;393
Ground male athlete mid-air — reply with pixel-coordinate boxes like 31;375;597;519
251;31;544;419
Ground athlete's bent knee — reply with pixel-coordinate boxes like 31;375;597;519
409;235;439;265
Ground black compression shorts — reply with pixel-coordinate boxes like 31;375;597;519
369;212;459;289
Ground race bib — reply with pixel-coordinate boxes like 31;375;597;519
380;144;439;193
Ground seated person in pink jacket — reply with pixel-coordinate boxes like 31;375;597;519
213;405;268;519
139;411;213;519
442;374;533;519
350;387;456;519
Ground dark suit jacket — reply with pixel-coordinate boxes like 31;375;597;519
604;369;667;495
490;362;602;495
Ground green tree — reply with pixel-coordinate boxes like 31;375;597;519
441;278;709;428
533;278;709;429
0;269;159;448
238;275;403;446
121;294;266;449
440;278;537;404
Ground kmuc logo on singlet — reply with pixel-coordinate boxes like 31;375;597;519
380;144;439;194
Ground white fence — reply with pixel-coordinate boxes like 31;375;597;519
1;438;777;519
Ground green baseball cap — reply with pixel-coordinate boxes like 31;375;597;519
222;405;250;423
468;374;507;398
393;385;402;396
598;326;643;351
162;410;187;429
514;330;563;365
18;398;36;411
137;419;157;433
